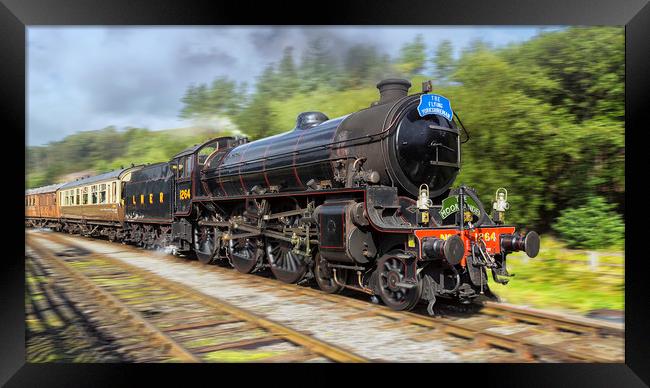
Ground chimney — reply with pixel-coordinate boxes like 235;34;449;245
376;79;411;105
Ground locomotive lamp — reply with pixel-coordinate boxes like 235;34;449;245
417;184;433;225
492;188;509;224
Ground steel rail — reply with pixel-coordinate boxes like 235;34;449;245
480;301;624;337
31;232;368;363
27;236;201;362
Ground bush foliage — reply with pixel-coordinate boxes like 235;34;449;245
553;196;624;249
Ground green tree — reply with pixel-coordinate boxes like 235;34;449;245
276;46;299;98
298;37;340;92
179;77;243;119
504;27;624;123
432;40;454;85
395;34;426;76
233;92;277;140
342;45;386;88
256;64;281;99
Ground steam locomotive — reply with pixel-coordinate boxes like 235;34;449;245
25;79;540;313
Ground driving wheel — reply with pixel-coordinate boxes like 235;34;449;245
314;252;347;293
376;252;422;311
193;216;221;264
266;239;309;284
228;237;264;273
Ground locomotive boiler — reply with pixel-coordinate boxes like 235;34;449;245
202;79;459;200
25;78;540;314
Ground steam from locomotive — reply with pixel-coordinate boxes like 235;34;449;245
25;79;540;313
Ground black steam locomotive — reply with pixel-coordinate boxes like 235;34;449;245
44;79;541;313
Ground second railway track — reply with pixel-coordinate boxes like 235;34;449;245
27;234;368;363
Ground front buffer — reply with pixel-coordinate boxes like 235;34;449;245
415;225;540;311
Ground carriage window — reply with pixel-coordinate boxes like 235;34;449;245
100;183;107;203
82;187;88;205
112;182;117;203
91;185;98;204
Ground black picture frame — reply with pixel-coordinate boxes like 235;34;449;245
4;0;648;386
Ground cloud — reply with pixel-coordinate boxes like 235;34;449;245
27;26;548;146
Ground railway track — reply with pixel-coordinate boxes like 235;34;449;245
26;234;368;363
25;253;127;362
223;269;624;362
27;230;624;362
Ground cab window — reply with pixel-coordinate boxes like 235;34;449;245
184;156;193;178
176;159;184;179
197;143;218;166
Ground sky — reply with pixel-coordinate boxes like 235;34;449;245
27;26;560;146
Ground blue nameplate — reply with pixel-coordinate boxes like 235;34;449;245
417;94;453;121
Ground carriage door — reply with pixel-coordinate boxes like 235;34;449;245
173;155;193;215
